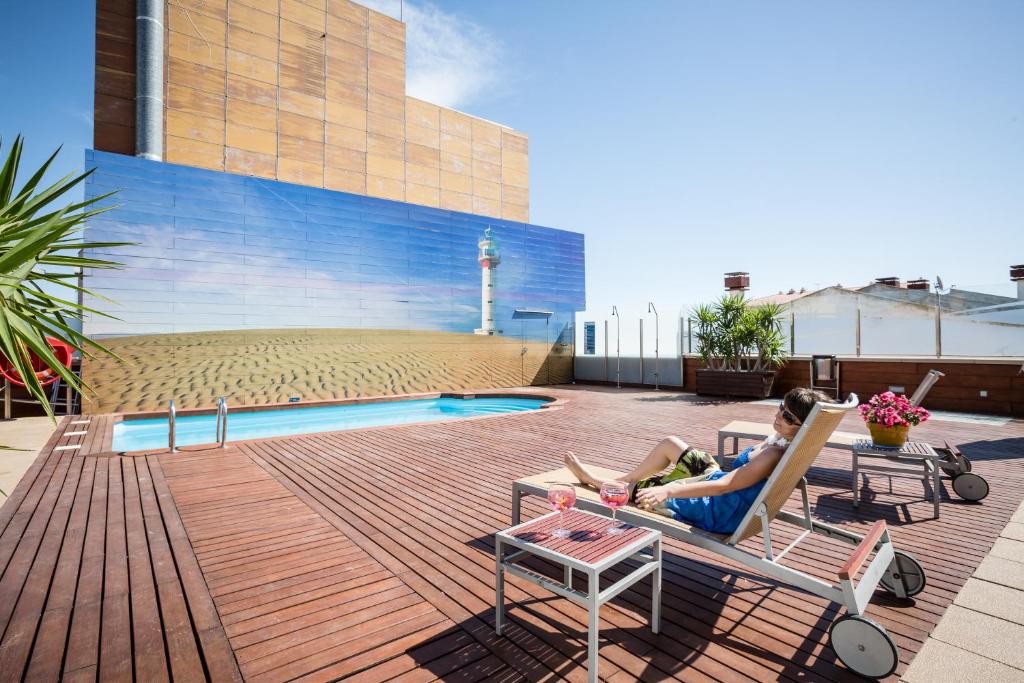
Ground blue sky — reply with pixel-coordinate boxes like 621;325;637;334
2;1;1022;320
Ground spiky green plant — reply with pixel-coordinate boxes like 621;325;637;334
0;136;126;421
692;295;788;371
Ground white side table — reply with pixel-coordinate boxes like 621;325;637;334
495;508;662;683
852;439;942;518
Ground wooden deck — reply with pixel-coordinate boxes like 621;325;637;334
1;386;1022;681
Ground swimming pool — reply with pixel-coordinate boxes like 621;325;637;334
112;395;550;452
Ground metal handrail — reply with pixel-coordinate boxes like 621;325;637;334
648;302;659;390
168;399;177;453
215;397;228;448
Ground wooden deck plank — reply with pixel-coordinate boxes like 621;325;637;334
136;456;211;682
123;457;172;682
21;457;96;681
63;456;109;677
99;457;133;683
2;387;1023;681
249;439;777;682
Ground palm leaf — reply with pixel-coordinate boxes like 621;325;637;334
0;136;129;421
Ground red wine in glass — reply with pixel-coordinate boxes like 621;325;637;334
600;481;629;535
548;484;576;538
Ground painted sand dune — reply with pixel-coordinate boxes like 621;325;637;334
81;328;572;414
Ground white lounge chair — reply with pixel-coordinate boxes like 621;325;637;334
716;369;988;502
512;394;922;679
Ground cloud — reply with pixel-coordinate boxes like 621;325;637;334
71;109;93;127
356;0;503;110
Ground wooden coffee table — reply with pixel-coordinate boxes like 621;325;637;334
495;508;662;683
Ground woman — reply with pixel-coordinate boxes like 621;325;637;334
564;387;832;534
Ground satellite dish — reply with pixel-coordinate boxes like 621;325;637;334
935;276;944;292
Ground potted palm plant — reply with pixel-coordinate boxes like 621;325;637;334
693;294;787;398
0;136;124;435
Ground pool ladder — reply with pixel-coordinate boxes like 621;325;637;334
168;400;177;453
167;397;228;453
215;397;228;448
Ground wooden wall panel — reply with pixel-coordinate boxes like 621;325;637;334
94;0;529;218
677;357;1024;417
94;0;136;155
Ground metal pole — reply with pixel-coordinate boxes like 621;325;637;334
612;306;620;388
649;303;659;390
216;397;228;448
136;0;165;160
855;303;862;357
639;319;644;387
935;290;942;358
679;316;685;391
790;312;795;355
604;320;609;381
3;378;10;420
687;317;692;354
168;399;177;453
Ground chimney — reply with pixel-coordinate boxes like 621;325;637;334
875;276;901;288
906;278;930;291
724;272;750;294
1012;264;1024;299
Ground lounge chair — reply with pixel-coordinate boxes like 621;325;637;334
716;369;988;502
512;394;922;679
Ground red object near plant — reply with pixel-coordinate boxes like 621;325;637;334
0;337;74;387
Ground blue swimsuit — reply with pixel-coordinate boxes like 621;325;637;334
664;447;765;534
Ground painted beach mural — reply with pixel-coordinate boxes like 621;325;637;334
80;151;585;414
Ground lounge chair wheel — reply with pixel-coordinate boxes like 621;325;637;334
952;472;988;502
829;614;899;679
957;454;972;472
879;550;926;598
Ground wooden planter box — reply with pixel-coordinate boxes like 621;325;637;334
696;369;776;399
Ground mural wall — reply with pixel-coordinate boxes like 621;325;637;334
81;151;584;413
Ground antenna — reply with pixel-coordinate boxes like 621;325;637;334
935;276;944;292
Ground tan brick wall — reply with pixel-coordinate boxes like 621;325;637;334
152;0;529;221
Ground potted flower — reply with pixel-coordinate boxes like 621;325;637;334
693;295;788;398
858;392;930;447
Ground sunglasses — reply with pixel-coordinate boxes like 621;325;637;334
779;403;802;426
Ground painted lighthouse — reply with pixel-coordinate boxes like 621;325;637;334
474;227;502;335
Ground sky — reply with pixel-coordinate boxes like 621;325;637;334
2;1;1022;321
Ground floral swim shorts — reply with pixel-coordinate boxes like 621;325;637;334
630;447;721;513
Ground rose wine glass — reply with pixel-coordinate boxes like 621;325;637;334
547;484;576;538
600;481;629;535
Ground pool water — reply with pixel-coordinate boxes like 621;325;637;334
112;396;549;452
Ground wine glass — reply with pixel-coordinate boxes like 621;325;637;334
547;484;576;538
600;481;629;535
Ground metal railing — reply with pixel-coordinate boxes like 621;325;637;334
168;399;177;453
215;397;228;448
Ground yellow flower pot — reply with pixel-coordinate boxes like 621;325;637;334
868;423;910;448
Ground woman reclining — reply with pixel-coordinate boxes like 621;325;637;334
565;387;832;534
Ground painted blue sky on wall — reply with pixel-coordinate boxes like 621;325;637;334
82;151;585;341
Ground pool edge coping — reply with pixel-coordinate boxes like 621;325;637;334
91;390;566;457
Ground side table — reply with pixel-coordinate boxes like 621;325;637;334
495;508;661;683
852;439;942;518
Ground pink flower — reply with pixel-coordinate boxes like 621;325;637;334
859;392;924;427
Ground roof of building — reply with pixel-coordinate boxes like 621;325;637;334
749;282;1017;314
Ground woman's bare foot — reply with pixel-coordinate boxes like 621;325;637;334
564;451;603;488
